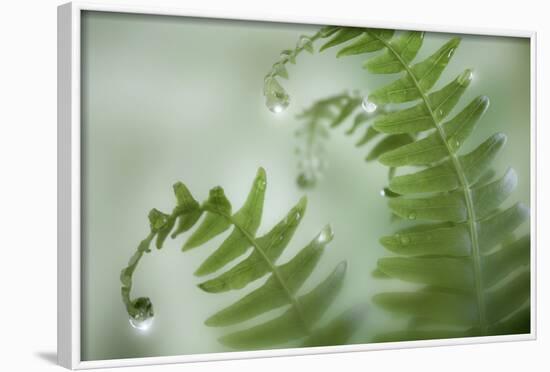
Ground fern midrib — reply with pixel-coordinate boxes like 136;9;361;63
216;211;312;334
372;33;488;334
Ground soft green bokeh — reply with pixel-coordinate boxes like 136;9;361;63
81;11;530;361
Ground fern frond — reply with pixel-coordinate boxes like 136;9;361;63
263;26;340;113
120;168;366;348
324;28;530;339
293;91;401;188
294;92;358;188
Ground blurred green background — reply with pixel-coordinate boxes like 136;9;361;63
81;11;530;361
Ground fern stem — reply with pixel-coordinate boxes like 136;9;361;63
372;33;488;334
226;215;313;334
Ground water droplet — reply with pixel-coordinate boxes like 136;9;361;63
129;315;154;331
400;235;411;245
362;97;377;114
453;139;460;150
129;297;154;331
295;211;302;220
407;212;417;220
458;69;473;86
379;189;386;197
296;172;316;189
316;225;334;245
265;92;290;114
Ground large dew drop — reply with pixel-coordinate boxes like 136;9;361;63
264;76;290;114
361;97;377;113
129;297;154;332
129;314;154;331
265;92;290;114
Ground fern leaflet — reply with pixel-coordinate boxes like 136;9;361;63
263;26;339;113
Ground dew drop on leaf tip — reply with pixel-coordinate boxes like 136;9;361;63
129;297;155;332
265;93;290;114
458;69;474;86
129;314;154;331
361;97;377;114
316;225;334;245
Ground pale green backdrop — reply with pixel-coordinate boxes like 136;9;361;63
81;11;530;360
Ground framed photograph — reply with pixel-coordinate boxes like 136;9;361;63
58;1;536;369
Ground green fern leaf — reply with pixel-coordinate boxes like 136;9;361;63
327;27;530;339
263;27;350;113
120;168;364;349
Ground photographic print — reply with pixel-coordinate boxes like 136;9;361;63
62;5;533;367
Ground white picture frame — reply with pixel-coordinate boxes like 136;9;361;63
57;1;537;369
